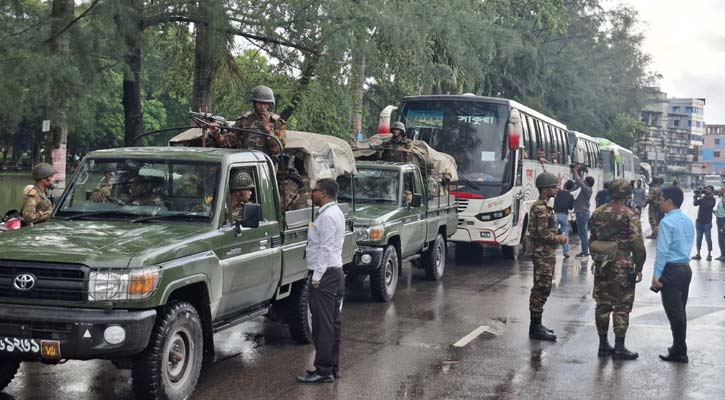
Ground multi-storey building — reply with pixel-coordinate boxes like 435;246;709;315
702;125;725;175
637;88;706;186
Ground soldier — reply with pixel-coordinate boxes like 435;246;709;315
120;176;163;207
209;86;286;171
529;172;568;341
230;170;255;221
383;121;413;162
89;170;116;202
22;163;57;226
589;179;646;360
282;169;308;211
645;177;662;238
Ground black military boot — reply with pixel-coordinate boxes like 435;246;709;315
598;334;614;357
529;314;557;341
612;336;638;360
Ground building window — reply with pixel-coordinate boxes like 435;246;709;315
716;151;721;158
716;139;720;145
673;106;680;112
688;120;692;127
686;106;693;113
673;119;680;127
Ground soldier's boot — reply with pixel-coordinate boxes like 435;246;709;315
597;334;614;357
529;314;557;341
612;336;638;360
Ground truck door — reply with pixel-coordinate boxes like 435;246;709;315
400;170;427;257
217;165;282;316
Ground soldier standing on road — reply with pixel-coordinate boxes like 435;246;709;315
21;163;57;226
229;171;255;221
589;180;646;360
645;177;662;238
209;85;286;171
384;121;413;163
528;172;568;341
297;179;345;384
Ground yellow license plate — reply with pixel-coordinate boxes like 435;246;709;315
40;340;61;359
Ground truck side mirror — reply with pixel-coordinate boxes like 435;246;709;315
234;203;261;234
411;193;423;208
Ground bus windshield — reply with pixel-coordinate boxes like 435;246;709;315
400;99;513;197
601;150;615;183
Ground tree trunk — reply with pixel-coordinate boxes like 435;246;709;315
121;0;144;146
45;0;74;186
191;14;215;113
349;53;366;140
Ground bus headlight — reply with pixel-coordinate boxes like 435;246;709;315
88;267;162;301
476;207;511;222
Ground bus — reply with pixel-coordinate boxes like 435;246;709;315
596;138;639;183
386;94;604;258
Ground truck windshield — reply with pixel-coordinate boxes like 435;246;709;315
338;168;400;204
56;158;220;221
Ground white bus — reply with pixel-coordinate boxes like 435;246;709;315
596;138;639;183
387;95;604;258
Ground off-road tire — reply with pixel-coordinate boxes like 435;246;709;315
132;301;204;400
0;359;20;391
287;278;313;344
370;245;399;302
423;234;446;280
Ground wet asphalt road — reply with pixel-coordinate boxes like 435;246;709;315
3;193;725;400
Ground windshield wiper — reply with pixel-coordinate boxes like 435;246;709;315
57;211;139;221
130;213;209;223
456;174;481;191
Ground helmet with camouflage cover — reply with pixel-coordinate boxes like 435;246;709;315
608;179;632;200
391;121;406;134
249;85;275;105
230;171;255;190
535;172;558;188
32;163;57;181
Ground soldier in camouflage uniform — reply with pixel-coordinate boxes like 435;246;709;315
210;86;286;171
120;176;163;207
529;172;568;341
89;170;116;203
589;179;646;360
230;170;255;221
645;177;662;238
383;121;413;163
21;163;57;226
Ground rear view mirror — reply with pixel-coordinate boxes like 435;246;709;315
241;203;261;228
411;193;423;208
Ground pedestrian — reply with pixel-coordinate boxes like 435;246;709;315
595;182;611;208
528;172;568;341
554;180;575;258
297;178;346;383
632;179;646;214
692;185;716;261
589;180;646;360
645;177;663;238
22;163;57;226
208;85;286;171
651;186;694;363
571;165;594;257
714;187;725;260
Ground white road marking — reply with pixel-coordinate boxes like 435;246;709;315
453;325;494;347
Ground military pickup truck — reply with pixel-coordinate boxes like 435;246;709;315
341;138;458;302
0;142;356;399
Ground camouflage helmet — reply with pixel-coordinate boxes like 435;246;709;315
391;121;406;134
249;85;275;105
535;172;558;188
608;179;632;200
230;171;255;190
32;163;57;181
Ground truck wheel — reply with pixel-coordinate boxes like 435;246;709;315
502;245;518;260
370;245;399;302
423;233;446;280
132;301;204;400
0;359;20;391
287;279;313;344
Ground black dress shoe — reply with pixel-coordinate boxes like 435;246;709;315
297;372;334;383
659;353;689;363
307;369;341;379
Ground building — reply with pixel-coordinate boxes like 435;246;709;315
636;88;706;186
702;125;725;175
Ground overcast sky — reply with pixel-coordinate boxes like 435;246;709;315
619;0;725;124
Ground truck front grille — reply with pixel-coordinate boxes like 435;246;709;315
0;260;87;303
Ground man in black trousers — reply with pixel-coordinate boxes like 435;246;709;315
651;186;694;363
297;179;346;383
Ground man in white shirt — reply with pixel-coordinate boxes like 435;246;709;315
297;178;345;383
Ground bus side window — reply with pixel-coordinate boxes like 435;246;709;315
521;113;532;159
550;126;560;163
562;130;571;164
527;115;537;159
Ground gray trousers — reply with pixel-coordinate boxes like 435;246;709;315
310;268;344;376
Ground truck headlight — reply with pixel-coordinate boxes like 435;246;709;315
355;225;384;241
88;267;161;301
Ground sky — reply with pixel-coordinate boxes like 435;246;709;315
619;0;725;124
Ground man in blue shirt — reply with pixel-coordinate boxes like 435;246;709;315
651;186;694;363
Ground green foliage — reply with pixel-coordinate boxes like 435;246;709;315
602;113;647;149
